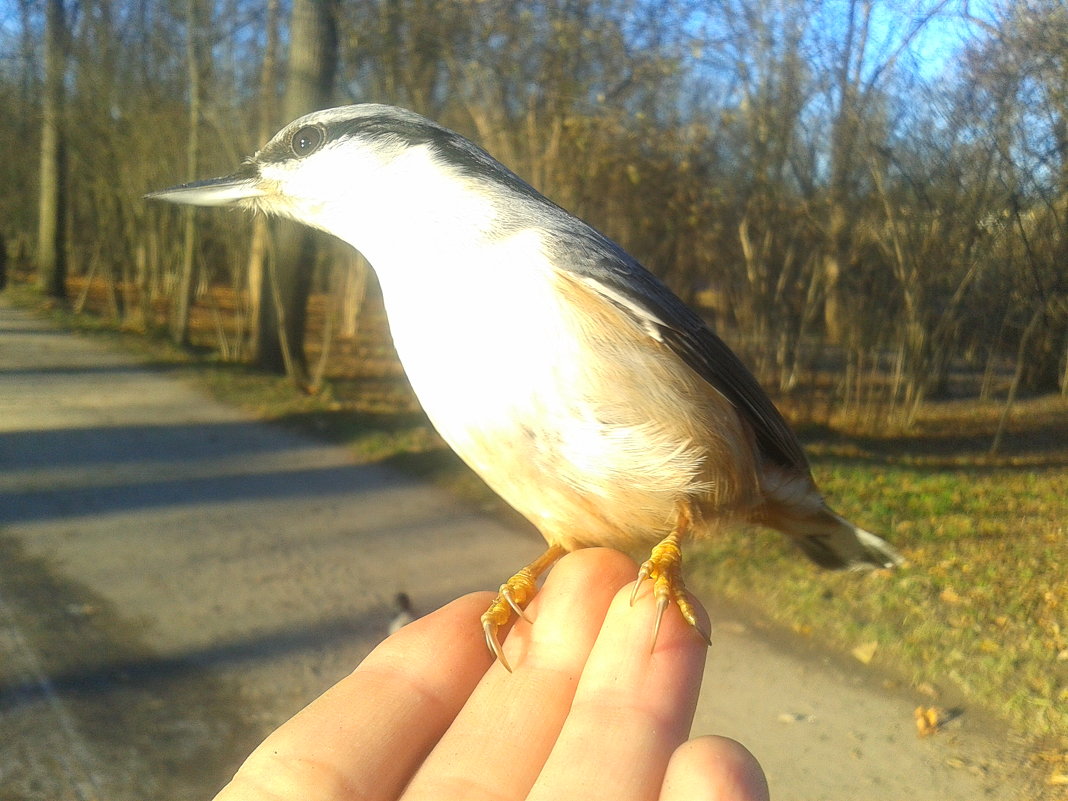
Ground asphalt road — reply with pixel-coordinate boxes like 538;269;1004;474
0;296;1033;800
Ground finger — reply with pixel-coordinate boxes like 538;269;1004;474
659;737;770;801
214;592;494;801
402;548;636;801
527;575;709;801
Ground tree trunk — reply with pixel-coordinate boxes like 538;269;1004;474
991;305;1044;455
337;249;369;341
171;0;205;345
0;236;8;292
256;0;338;379
37;0;66;300
246;0;280;359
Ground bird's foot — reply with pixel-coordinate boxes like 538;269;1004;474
631;532;711;650
481;544;567;671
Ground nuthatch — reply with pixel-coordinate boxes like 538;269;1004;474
149;104;902;670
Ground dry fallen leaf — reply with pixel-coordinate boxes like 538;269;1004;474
939;587;963;605
915;705;951;737
852;640;878;664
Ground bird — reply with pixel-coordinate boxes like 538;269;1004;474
148;103;903;670
387;591;417;635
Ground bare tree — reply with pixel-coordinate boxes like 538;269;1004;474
254;0;338;381
170;0;209;344
811;1;949;346
961;0;1068;395
37;0;67;300
244;0;281;359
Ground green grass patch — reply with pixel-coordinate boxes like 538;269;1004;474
692;459;1068;740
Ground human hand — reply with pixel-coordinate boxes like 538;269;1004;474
213;548;770;801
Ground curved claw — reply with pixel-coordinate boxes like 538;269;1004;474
637;525;714;652
501;584;531;623
479;545;567;670
674;591;713;646
693;619;713;647
630;562;652;607
651;595;669;652
483;619;512;673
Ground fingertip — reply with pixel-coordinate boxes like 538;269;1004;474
660;736;770;801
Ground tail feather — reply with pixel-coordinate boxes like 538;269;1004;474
786;510;904;571
852;525;905;569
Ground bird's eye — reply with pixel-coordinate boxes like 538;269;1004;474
290;125;325;157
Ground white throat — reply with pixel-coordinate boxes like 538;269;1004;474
265;142;504;281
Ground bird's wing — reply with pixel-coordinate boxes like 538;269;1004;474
557;229;810;474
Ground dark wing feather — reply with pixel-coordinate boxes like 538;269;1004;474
553;228;810;474
656;314;811;473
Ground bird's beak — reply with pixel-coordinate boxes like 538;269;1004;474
145;166;265;207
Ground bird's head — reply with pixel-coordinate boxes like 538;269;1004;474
147;104;540;256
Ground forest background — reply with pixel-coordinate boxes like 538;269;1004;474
2;0;1067;780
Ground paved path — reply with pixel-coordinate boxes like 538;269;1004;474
0;297;1031;800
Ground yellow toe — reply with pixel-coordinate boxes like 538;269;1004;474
634;532;711;649
479;544;567;670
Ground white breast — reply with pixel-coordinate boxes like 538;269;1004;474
317;146;754;548
368;225;745;549
374;228;569;444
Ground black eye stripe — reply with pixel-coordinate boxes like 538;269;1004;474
291;125;325;157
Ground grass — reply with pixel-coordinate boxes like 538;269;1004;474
691;456;1068;741
6;277;1068;758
